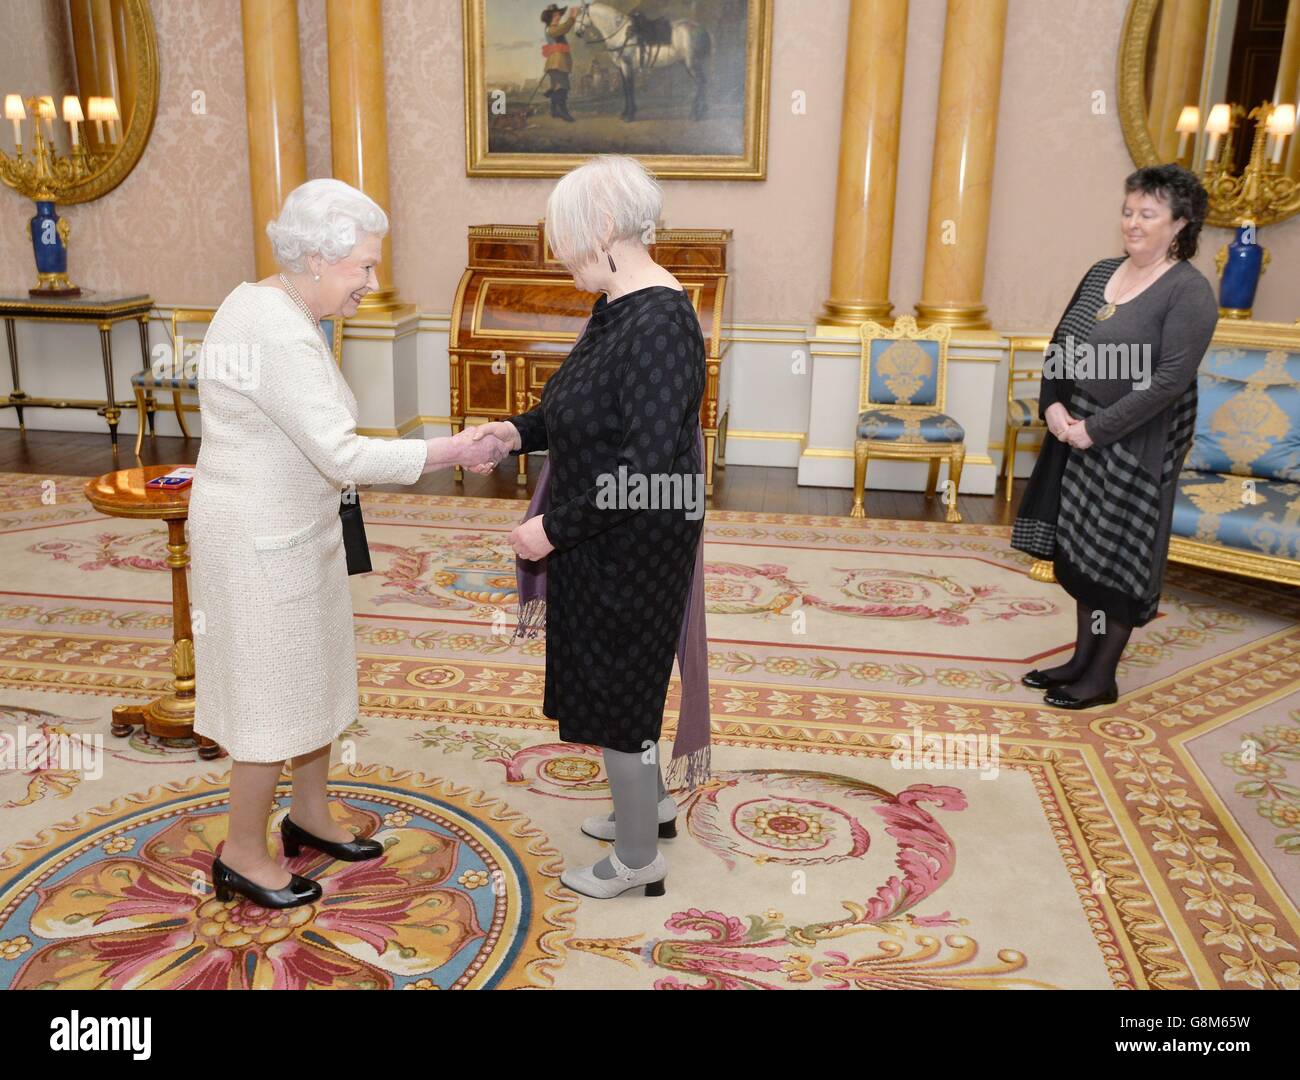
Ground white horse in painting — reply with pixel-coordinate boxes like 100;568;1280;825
572;2;712;122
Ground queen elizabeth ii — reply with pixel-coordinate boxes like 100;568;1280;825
189;178;511;909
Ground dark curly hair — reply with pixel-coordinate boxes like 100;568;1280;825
1123;163;1209;260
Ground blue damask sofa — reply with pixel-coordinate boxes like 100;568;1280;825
1170;321;1300;586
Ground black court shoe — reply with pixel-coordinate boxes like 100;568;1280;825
281;815;384;862
1021;669;1071;690
211;857;321;909
1043;685;1119;710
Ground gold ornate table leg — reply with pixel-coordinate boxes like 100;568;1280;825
98;320;121;448
513;357;529;486
110;516;222;759
4;317;26;430
1029;559;1056;583
449;416;465;483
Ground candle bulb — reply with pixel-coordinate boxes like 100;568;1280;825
63;95;82;148
103;97;120;144
1267;104;1295;165
37;95;55;140
4;94;24;150
1204;103;1231;167
1175;106;1199;161
88;96;104;142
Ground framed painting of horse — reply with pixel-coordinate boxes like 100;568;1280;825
463;0;772;179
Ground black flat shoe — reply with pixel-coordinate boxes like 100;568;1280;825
1022;669;1071;690
210;857;321;909
1043;685;1119;710
282;815;384;862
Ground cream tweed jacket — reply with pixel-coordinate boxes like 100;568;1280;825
189;282;426;761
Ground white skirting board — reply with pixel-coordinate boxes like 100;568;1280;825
2;310;1048;495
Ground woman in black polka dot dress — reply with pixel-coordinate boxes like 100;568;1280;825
471;156;706;899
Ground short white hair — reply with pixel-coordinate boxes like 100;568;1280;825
265;178;388;272
546;155;663;267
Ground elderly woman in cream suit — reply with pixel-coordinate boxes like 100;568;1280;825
191;179;511;909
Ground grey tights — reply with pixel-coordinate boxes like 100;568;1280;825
591;747;667;879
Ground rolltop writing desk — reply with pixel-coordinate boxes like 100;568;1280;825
447;223;731;491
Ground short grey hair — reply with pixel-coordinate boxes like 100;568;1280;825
265;178;388;272
546;155;663;267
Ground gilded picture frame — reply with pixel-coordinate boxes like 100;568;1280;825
462;0;772;180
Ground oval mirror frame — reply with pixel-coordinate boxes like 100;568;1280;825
1118;0;1298;229
58;0;160;205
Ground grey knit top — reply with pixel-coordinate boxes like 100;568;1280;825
1075;257;1218;479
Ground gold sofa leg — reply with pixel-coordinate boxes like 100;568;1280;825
1030;559;1056;583
851;442;868;518
945;448;965;524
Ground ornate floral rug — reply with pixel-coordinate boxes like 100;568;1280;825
0;471;1296;989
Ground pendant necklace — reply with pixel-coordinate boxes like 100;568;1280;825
1095;257;1168;321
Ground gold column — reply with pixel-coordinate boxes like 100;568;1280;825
819;0;908;329
110;0;138;137
915;0;1008;330
1278;0;1300;178
69;0;110;155
1145;0;1176;159
326;0;410;316
241;0;308;278
1149;0;1209;163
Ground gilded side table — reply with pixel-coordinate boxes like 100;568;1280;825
83;465;222;760
1;292;154;448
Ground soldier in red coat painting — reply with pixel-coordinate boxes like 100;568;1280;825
541;4;578;122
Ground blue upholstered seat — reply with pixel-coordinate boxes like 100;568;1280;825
1007;396;1039;428
852;317;965;522
1186;346;1300;483
1172;469;1300;561
856;407;965;443
131;369;195;391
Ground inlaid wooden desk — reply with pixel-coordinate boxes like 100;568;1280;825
448;224;731;491
1;292;154;448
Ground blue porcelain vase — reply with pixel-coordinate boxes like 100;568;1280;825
1218;225;1264;314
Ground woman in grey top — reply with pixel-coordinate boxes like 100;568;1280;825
1013;164;1218;710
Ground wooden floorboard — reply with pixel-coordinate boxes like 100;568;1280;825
0;428;1029;522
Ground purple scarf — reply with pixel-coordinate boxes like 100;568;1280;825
513;427;712;792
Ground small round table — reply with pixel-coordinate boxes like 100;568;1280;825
83;465;222;760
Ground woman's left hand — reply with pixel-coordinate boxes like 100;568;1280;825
509;515;554;560
1063;420;1093;449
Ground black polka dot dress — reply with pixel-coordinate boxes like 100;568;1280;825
507;285;706;753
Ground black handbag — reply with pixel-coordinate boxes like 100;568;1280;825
339;491;372;575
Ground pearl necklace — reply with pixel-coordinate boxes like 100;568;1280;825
278;273;320;329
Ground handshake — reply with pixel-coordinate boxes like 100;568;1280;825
423;421;523;475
